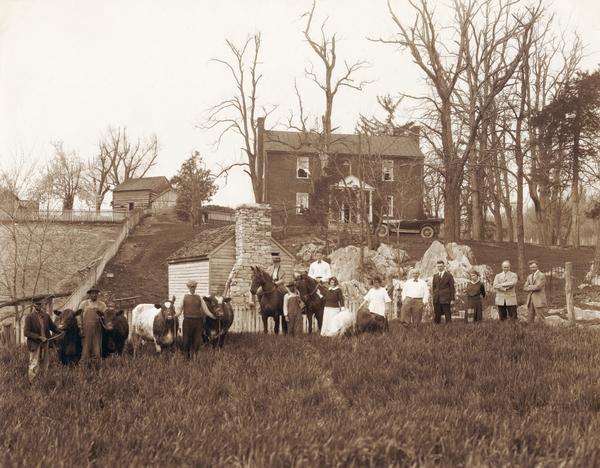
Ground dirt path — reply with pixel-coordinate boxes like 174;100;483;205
97;211;196;304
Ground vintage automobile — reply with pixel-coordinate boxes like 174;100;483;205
375;218;444;239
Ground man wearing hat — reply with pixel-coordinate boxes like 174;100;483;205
178;280;216;359
24;297;60;383
77;286;107;367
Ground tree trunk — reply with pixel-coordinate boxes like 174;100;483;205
595;218;600;261
444;171;462;242
571;127;581;247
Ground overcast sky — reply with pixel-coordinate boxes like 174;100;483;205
1;0;599;208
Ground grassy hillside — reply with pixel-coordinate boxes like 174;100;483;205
1;323;599;466
0;223;121;306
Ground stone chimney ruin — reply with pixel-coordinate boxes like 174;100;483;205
226;203;273;306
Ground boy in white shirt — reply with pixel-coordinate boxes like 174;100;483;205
357;276;391;332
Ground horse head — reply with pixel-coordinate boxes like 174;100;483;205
250;266;269;295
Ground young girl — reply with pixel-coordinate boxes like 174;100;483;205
283;283;304;336
321;277;345;337
465;270;486;322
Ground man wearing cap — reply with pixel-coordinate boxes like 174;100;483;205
77;286;107;367
178;280;216;359
24;297;60;383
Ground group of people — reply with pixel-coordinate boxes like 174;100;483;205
23;286;109;382
22;249;549;382
398;259;547;327
273;251;549;335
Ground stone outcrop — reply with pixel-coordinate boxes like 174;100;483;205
415;240;492;284
328;244;402;284
296;242;325;263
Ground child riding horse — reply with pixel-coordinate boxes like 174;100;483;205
250;266;288;334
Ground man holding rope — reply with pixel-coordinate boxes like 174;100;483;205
23;297;60;383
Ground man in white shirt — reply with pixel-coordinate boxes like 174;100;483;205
308;251;332;283
400;269;429;326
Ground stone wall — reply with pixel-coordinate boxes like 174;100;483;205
227;203;273;305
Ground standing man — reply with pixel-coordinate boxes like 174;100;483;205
400;269;429;327
493;260;518;320
77;286;106;368
524;260;547;323
24;297;59;383
178;280;215;359
432;260;455;323
308;251;332;283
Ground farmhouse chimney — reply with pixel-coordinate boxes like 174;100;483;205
226;203;273;306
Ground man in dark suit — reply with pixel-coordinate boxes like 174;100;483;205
24;297;60;383
432;260;455;323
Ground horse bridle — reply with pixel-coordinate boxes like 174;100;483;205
299;278;321;304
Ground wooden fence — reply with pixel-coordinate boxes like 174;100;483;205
0;210;129;223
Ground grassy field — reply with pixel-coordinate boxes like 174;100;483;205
1;323;600;467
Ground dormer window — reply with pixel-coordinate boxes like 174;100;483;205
297;156;310;179
382;160;394;181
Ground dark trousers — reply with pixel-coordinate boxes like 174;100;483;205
498;304;517;320
182;317;204;358
433;302;452;323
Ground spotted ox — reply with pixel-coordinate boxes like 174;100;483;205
53;308;83;365
202;295;234;348
131;297;177;354
99;308;129;357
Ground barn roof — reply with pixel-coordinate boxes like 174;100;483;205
167;224;294;262
113;176;171;193
264;130;423;158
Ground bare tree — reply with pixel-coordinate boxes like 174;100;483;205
86;126;159;210
302;0;370;162
39;141;85;210
378;0;540;241
204;33;275;202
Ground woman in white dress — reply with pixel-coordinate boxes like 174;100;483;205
321;277;345;336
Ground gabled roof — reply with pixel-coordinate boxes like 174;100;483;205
333;175;375;191
113;176;171;193
263;130;423;158
167;224;294;262
168;225;236;261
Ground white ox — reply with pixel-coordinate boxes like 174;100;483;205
131;297;177;354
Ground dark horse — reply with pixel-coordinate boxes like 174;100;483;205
294;273;324;334
250;266;288;334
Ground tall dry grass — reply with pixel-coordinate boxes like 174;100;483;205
1;322;599;467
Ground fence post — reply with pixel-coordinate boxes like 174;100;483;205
565;262;576;325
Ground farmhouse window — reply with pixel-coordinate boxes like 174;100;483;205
341;203;351;223
297;156;310;179
296;192;309;214
382;160;394;181
341;158;352;177
385;195;394;217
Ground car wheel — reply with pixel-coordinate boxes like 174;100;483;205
376;225;390;238
420;225;435;239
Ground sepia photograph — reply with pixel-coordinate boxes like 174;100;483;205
1;0;599;466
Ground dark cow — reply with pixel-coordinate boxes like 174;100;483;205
53;308;83;365
355;302;389;334
202;295;234;348
98;308;129;357
130;297;177;355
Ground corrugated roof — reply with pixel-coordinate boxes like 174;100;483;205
167;224;236;261
264;130;423;158
113;176;171;193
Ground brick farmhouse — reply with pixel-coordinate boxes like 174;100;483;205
257;118;425;227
